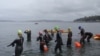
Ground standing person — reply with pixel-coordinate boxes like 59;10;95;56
51;29;54;38
84;32;93;42
78;26;85;44
24;29;31;42
43;29;52;46
7;30;24;56
37;32;45;52
54;27;63;53
55;37;63;53
67;28;72;47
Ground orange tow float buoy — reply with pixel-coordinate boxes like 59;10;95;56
44;45;48;52
74;42;81;48
94;34;100;40
96;34;100;37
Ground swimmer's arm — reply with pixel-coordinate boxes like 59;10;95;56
7;40;17;47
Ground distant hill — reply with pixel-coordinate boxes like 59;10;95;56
74;16;100;22
26;20;65;22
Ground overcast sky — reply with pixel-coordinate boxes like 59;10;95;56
0;0;100;21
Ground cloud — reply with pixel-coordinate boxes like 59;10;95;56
0;0;100;21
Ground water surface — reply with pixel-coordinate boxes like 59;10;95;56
0;22;100;56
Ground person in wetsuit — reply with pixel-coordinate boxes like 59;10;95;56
67;28;72;47
7;30;24;56
24;29;31;42
37;32;45;52
78;26;85;44
84;32;93;42
51;29;54;38
43;29;52;46
55;29;63;53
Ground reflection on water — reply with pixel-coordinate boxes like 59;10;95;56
22;42;97;56
77;47;86;56
55;53;63;56
65;47;73;56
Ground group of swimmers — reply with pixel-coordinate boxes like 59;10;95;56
7;26;93;56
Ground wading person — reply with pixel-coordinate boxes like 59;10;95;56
43;29;52;46
78;26;85;44
24;29;31;42
37;32;45;52
84;32;93;42
51;29;54;38
67;28;72;47
54;27;63;53
7;30;24;56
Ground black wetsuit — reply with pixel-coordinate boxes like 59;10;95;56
8;37;24;56
67;31;72;47
51;30;54;38
80;28;85;44
37;35;45;52
55;31;63;53
24;31;31;42
84;32;93;42
43;33;52;46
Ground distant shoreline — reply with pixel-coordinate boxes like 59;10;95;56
0;21;99;23
74;15;100;22
0;19;100;23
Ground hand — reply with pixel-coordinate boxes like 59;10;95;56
7;45;10;47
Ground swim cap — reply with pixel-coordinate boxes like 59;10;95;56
78;26;81;29
44;29;47;32
18;30;22;35
27;29;31;31
39;31;43;35
54;26;59;30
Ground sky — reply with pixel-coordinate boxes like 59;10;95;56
0;0;100;21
